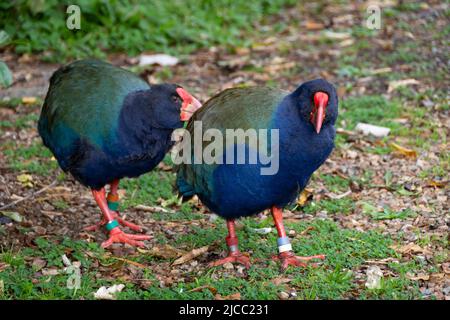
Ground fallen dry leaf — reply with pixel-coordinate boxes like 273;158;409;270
41;268;60;276
327;189;352;200
0;262;9;272
299;226;316;236
426;180;447;188
17;174;33;187
365;257;399;265
215;292;241;300
172;245;209;265
157;162;172;171
387;79;420;93
41;210;64;219
336;128;356;136
264;61;296;74
109;256;147;268
406;273;430;281
323;31;352;40
138;245;185;259
305;20;324;30
339;38;355;47
22;96;37;104
297;188;313;206
429;273;446;281
234;47;250;55
135;205;174;214
271;277;293;286
391;243;432;255
369;67;392;75
390;142;417;158
189;285;217;295
31;258;47;271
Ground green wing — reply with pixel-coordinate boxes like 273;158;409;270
188;86;286;132
176;86;287;198
39;59;149;149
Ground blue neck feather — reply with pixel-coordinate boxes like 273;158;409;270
272;94;336;190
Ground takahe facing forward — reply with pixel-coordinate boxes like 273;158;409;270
38;59;201;248
176;79;338;270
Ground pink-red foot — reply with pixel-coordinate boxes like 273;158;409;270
84;212;145;232
273;251;326;271
101;227;151;248
209;251;251;268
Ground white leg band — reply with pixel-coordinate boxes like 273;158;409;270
278;243;292;253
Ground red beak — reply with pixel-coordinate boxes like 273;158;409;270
176;87;202;121
312;92;329;134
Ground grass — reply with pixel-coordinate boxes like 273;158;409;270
339;96;402;131
0;219;422;300
0;238;108;299
303;198;355;215
2;139;58;175
120;170;176;209
0;0;296;62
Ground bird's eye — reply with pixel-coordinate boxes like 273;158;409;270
172;95;182;104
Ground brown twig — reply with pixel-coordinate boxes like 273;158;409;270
0;179;58;211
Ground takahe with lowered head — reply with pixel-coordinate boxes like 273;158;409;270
176;79;338;270
38;59;201;248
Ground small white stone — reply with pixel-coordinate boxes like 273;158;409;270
365;266;383;289
138;54;179;66
250;227;272;234
356;123;390;137
223;262;234;270
278;291;289;300
93;284;125;300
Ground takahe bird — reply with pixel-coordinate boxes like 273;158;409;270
176;79;338;269
38;59;201;248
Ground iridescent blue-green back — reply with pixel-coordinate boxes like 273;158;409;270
38;59;149;173
38;59;149;153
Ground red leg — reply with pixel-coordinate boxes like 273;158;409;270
84;180;145;232
108;179;146;232
271;206;325;270
209;219;251;268
91;188;151;248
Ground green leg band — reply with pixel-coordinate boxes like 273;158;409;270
107;200;119;211
106;220;119;231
